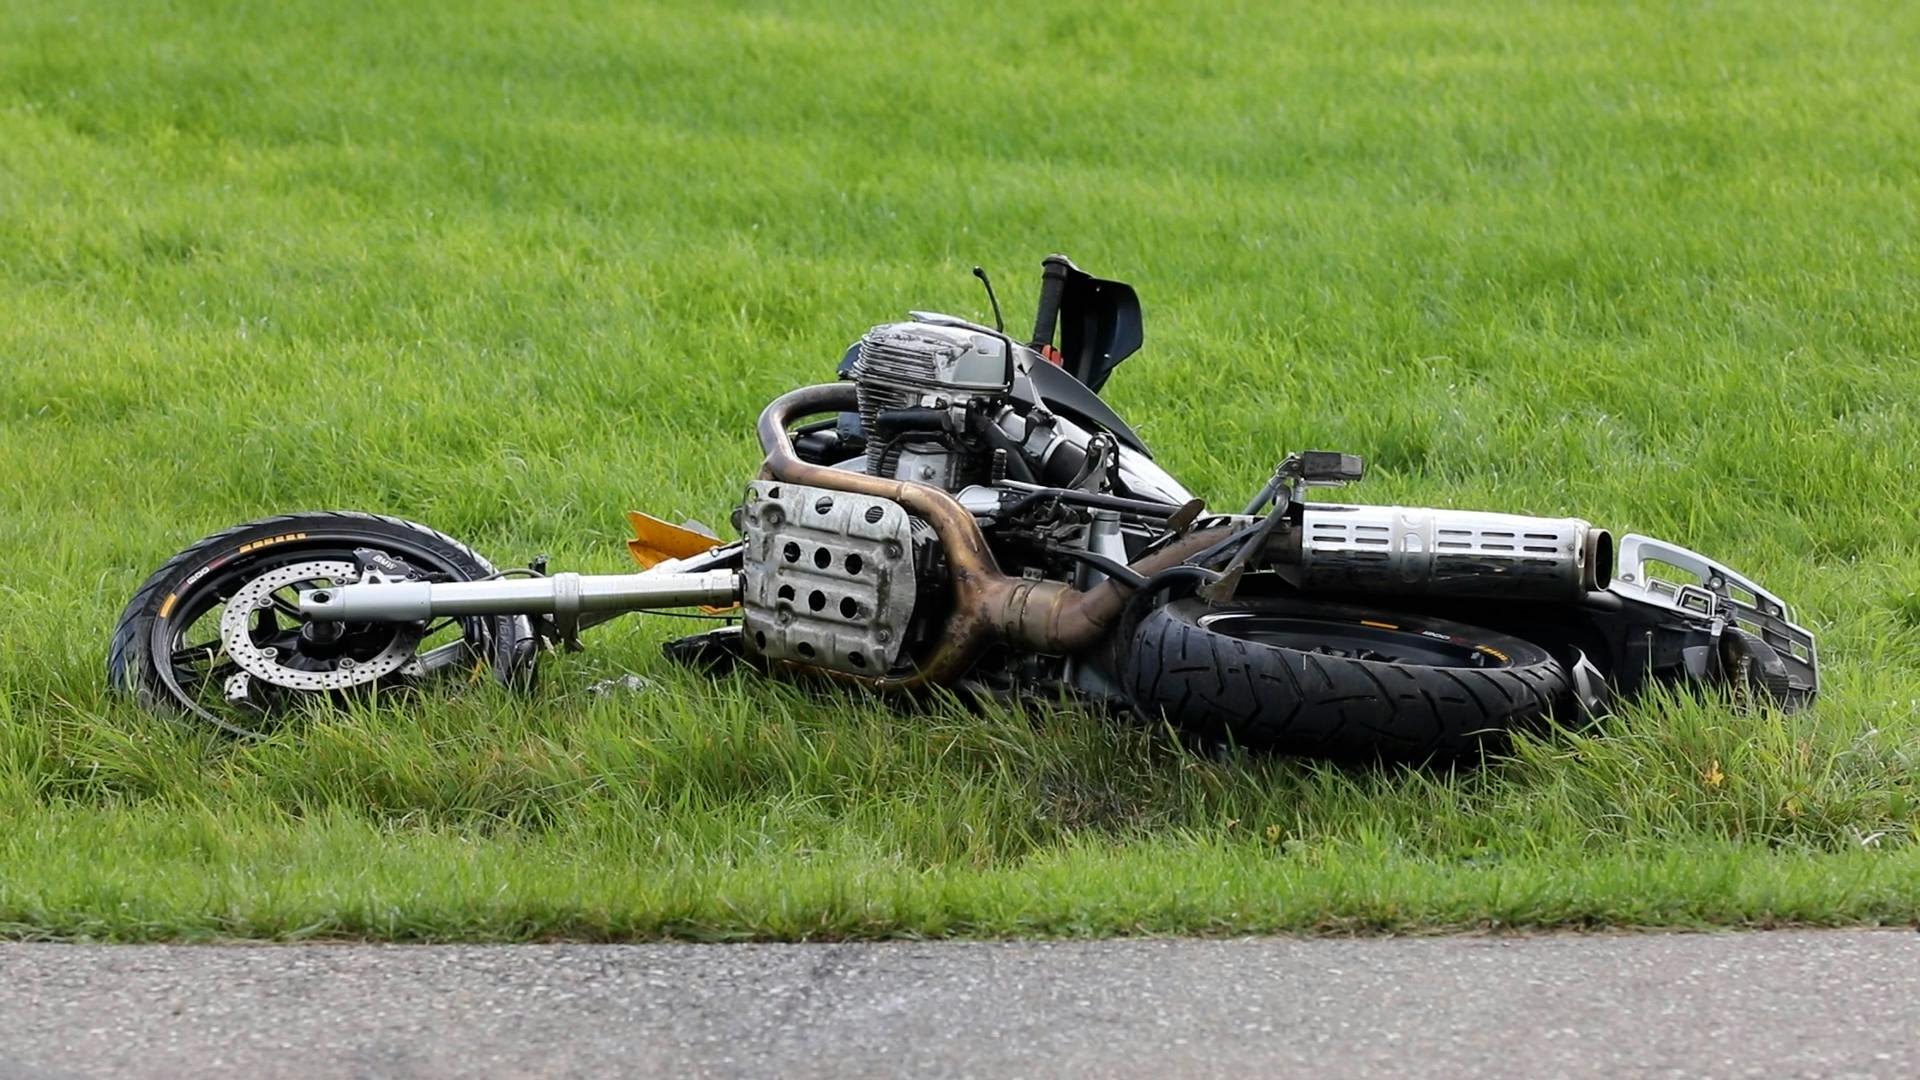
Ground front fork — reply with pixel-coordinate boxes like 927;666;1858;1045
298;548;744;644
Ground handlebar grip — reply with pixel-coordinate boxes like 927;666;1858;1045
1029;254;1073;349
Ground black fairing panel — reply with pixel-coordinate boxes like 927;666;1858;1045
1021;359;1152;458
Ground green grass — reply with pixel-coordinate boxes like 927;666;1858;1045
3;0;1919;940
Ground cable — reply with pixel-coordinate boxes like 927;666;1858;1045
1051;548;1151;589
1118;563;1224;634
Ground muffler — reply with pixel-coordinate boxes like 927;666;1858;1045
1294;504;1612;600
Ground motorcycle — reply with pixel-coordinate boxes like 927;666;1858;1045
108;256;1819;757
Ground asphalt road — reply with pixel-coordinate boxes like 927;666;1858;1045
1;931;1915;1079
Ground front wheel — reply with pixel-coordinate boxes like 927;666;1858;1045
1122;596;1569;760
108;511;539;737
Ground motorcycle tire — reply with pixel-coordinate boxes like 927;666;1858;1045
109;511;539;737
1122;595;1569;760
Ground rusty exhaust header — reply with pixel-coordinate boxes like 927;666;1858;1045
756;384;1228;689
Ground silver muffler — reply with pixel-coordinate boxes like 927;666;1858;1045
1294;505;1611;600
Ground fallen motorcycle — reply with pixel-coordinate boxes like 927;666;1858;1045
109;256;1819;757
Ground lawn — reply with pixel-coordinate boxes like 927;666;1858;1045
2;0;1918;940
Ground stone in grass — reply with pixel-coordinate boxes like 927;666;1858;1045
587;673;652;696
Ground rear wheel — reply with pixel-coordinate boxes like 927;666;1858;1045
108;512;538;737
1123;596;1569;760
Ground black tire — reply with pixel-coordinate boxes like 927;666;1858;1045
1122;596;1570;760
108;511;539;737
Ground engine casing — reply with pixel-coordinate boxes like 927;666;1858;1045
851;321;1012;488
738;480;919;676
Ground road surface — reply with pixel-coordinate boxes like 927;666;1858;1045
2;931;1915;1078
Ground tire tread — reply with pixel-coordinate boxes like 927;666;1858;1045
1124;598;1570;760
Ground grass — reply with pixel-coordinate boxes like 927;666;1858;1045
2;0;1918;940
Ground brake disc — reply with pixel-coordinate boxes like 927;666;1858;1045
217;560;422;692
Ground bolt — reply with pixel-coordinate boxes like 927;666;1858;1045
338;657;357;670
876;629;892;643
259;646;278;659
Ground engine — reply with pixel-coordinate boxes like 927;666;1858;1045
850;321;1013;490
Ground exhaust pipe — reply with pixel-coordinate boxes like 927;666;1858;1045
1296;505;1612;600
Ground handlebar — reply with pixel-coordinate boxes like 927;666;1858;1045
1029;253;1074;350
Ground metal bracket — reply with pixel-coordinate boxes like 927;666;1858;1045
549;572;583;649
1206;451;1361;603
1242;450;1366;516
353;548;422;586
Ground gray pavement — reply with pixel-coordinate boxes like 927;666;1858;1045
1;931;1915;1078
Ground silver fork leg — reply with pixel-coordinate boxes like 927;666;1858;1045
297;571;741;623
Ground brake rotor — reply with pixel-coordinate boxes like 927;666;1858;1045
217;560;422;692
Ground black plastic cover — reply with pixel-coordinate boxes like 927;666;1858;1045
1051;258;1144;393
1020;359;1152;458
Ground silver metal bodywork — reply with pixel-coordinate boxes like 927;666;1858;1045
737;480;918;677
1112;445;1196;506
1609;533;1818;692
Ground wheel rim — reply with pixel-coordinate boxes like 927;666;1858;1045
1197;612;1514;669
145;534;491;736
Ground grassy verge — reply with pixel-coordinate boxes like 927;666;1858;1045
2;0;1917;939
